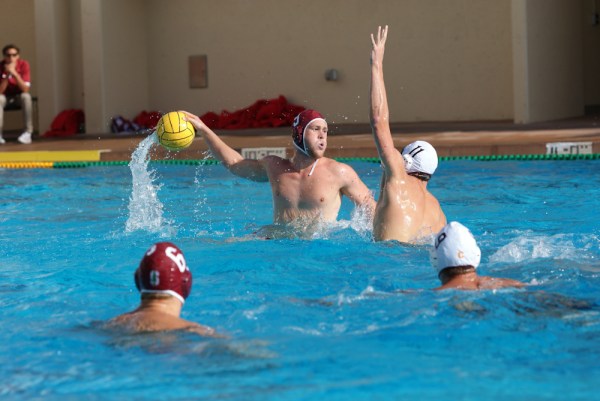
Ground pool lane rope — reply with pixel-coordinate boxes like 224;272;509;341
1;154;599;169
0;161;54;169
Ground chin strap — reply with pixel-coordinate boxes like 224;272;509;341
308;159;319;176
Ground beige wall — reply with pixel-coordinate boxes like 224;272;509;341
0;0;36;131
34;0;78;133
583;0;600;106
513;0;584;123
145;0;513;124
6;1;593;134
101;0;149;128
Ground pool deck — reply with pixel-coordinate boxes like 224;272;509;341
1;116;599;161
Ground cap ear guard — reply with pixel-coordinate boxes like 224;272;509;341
179;270;192;300
401;141;438;177
403;153;414;170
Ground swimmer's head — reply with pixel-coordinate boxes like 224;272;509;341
402;141;438;181
134;242;192;304
430;221;481;275
292;109;326;157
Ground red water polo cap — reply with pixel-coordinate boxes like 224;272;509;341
292;109;325;156
134;242;192;304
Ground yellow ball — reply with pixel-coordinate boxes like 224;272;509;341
156;111;195;151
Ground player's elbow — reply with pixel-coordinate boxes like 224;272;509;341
221;155;246;169
370;113;388;130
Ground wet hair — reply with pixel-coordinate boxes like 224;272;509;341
438;265;476;280
408;172;432;182
3;44;19;56
141;292;172;301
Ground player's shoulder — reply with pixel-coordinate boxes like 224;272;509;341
323;157;354;171
261;155;290;168
262;155;287;163
260;155;292;175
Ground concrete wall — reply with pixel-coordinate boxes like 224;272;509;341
33;0;78;133
0;0;36;131
101;0;149;128
583;0;600;107
513;0;584;123
144;0;514;124
6;0;594;134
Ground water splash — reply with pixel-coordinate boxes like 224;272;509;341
251;204;375;240
348;203;374;237
488;233;599;264
125;133;168;233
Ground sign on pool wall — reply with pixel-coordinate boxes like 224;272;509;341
241;147;287;159
546;142;592;155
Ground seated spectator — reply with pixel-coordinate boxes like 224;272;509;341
0;44;33;144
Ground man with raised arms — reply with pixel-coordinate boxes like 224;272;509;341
107;242;220;336
369;26;446;243
183;110;375;233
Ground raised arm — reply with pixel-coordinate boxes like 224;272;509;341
369;26;405;178
182;111;268;182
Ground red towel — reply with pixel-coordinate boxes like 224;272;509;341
200;96;305;130
133;111;162;129
43;109;85;137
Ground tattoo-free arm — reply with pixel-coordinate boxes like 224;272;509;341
340;163;376;214
369;25;406;178
182;111;268;182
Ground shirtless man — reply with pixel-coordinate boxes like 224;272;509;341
369;26;446;243
431;222;525;290
106;242;219;336
183;110;375;230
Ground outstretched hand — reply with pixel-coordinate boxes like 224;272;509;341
181;111;208;133
370;25;388;67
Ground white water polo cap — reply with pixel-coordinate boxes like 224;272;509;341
402;141;438;177
431;221;481;274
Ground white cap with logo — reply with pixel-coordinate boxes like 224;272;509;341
402;140;439;176
431;221;481;273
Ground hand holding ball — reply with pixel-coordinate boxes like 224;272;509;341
156;111;195;151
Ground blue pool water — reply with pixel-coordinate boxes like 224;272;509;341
0;154;599;400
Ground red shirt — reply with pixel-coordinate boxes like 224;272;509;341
1;59;31;96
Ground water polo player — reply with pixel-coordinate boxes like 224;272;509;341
431;222;525;290
370;26;446;244
182;110;375;231
107;242;219;336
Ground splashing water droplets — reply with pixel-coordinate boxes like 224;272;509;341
125;132;167;233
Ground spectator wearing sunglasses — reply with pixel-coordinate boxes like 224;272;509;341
0;44;33;144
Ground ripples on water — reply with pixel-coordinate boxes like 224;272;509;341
0;158;598;400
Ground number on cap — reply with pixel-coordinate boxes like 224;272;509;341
165;246;188;273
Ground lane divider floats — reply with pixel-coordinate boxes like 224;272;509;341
0;154;598;169
0;161;54;169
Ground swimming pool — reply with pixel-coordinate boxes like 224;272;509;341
1;155;598;400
